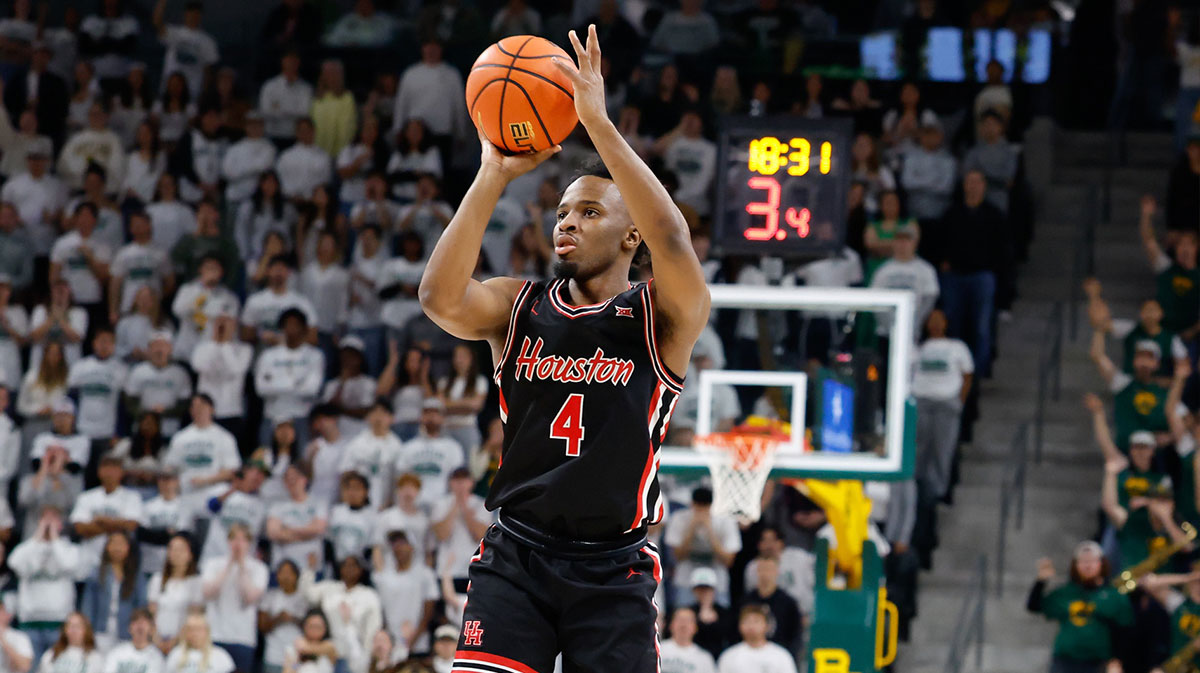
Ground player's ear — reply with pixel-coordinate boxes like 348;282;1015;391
624;226;641;253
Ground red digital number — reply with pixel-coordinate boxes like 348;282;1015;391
785;207;811;238
550;393;586;456
744;176;781;241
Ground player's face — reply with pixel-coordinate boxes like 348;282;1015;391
554;177;640;280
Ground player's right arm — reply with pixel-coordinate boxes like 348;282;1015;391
418;132;559;345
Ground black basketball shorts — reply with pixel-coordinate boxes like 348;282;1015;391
452;522;662;673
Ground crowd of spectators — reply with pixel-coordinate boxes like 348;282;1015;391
0;0;1051;672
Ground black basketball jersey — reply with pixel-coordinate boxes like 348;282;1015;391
488;278;685;541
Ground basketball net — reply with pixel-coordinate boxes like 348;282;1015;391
694;428;786;524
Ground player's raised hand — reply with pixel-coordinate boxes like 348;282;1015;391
553;24;607;127
478;126;559;180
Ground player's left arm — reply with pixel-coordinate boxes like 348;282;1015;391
555;26;711;372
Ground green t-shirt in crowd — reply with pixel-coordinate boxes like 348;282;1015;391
1113;377;1169;451
1171;597;1200;662
1116;467;1173;568
1040;582;1133;660
1157;263;1200;332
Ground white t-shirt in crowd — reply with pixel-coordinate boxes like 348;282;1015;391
160;25;218;98
191;340;253;419
664;508;743;598
339;430;403;509
37;646;103;673
346;247;384;330
320;375;376;440
298;263;349;334
68;355;129;439
259;588;308;667
28;304;88;366
102;642;164;673
171;280;239;361
254;344;325;423
69;485;145;570
0;627;31;673
430;493;490;578
376;257;425;331
50;231;112;304
305;437;347;507
111;242;172;312
1;172;67;254
200;556;269;647
374;506;431;564
164;645;235;673
201;490;265;562
275;144;332;199
145;201;195;253
910;337;975;401
374;562;438;653
267;496;328;568
327;503;376;562
869;257;939;339
664;136;717;216
147;574;204;640
123;362;193;434
140;496;194;577
394;434;464;509
163;423;241;505
240;289;318;338
716;642;797;673
259;75;313;140
30;431;91;468
660;640;717;673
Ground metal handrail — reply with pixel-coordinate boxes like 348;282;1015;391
996;421;1029;596
1034;302;1064;464
944;554;989;673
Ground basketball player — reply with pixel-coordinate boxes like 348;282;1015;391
419;25;710;673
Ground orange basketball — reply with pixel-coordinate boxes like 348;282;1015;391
465;35;578;153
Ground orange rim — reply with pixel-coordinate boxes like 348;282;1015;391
695;432;786;471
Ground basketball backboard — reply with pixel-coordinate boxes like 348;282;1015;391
658;283;916;483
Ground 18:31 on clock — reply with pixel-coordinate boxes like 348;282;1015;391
714;117;852;257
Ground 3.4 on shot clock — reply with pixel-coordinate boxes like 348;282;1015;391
714;116;853;256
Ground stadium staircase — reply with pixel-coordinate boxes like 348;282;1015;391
895;125;1176;673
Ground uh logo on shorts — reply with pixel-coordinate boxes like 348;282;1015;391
509;121;535;150
462;620;484;646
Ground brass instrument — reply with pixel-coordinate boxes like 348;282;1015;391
1162;637;1200;673
1114;522;1198;594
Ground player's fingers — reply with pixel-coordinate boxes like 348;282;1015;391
567;29;587;66
587;24;601;70
550;56;582;84
531;145;562;165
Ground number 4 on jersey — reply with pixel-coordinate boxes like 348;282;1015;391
551;394;586;456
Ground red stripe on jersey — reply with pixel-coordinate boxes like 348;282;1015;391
498;387;509;422
493;281;534;383
548;279;617;318
469;541;485;564
453;651;540;673
629;383;664;531
639;283;684;393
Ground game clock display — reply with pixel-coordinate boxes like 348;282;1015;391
714;117;853;257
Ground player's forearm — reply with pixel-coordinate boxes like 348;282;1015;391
418;168;507;314
583;118;688;247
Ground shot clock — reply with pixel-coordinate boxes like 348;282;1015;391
714;116;853;257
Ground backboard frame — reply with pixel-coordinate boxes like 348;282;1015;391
659;284;916;482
